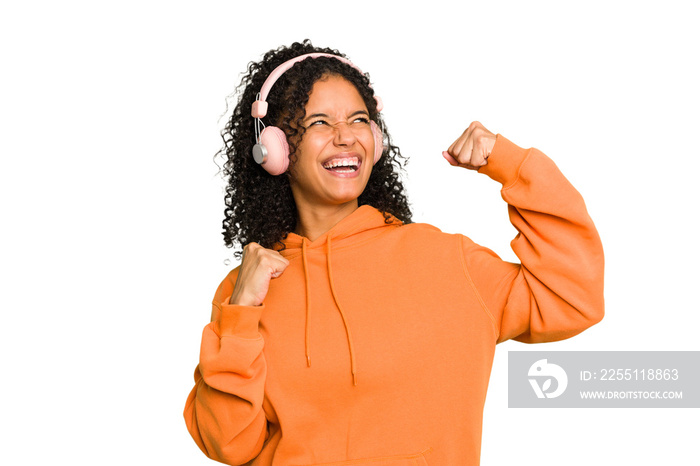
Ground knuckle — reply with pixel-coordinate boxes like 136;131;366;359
244;242;261;254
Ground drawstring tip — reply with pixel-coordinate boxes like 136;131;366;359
306;355;311;367
352;373;358;386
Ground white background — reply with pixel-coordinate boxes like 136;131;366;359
1;1;698;464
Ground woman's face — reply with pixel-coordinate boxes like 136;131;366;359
288;75;375;213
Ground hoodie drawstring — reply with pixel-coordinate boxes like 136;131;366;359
299;235;358;386
326;236;358;386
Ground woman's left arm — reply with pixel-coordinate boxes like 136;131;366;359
445;122;605;343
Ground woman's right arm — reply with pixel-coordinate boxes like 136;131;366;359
184;244;289;465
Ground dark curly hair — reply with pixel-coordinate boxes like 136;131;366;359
219;40;412;257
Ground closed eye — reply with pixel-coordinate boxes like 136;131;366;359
308;119;330;127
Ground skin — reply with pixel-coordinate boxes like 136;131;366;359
443;120;497;170
230;77;497;307
288;75;376;241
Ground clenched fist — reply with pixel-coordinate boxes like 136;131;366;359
442;121;497;170
229;243;289;306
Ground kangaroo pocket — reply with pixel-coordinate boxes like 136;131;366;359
298;448;432;466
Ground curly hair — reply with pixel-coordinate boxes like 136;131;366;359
219;40;412;257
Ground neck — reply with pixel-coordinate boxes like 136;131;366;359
294;201;359;241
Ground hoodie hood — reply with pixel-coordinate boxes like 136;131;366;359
277;205;402;258
276;205;402;386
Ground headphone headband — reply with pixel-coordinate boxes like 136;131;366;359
251;53;383;118
250;52;384;175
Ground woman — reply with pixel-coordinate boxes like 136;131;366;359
184;40;604;465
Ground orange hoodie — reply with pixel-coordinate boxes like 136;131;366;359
184;134;604;465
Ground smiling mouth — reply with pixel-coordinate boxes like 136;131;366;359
322;156;360;173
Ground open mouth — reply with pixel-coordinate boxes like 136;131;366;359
322;156;360;173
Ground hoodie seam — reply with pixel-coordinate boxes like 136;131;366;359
331;224;402;251
457;235;499;341
281;224;402;260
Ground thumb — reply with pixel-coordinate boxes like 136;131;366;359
442;151;459;166
269;255;290;279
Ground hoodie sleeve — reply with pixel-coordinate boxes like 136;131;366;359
461;134;604;343
183;268;268;464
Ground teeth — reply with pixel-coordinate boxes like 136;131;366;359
323;157;359;169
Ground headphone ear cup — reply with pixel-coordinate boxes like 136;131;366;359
258;126;290;175
370;121;383;164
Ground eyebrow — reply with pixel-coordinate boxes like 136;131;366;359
303;110;369;122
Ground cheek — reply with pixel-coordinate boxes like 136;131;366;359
296;133;328;161
289;139;322;181
358;130;376;158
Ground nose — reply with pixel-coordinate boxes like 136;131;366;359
333;122;356;147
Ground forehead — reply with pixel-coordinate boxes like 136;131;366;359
305;75;366;113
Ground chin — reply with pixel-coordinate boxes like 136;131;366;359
330;182;369;203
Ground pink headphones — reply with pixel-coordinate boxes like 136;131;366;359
251;53;384;175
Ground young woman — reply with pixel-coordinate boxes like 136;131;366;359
184;40;604;465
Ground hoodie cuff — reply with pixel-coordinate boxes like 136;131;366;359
219;298;264;339
478;134;530;187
